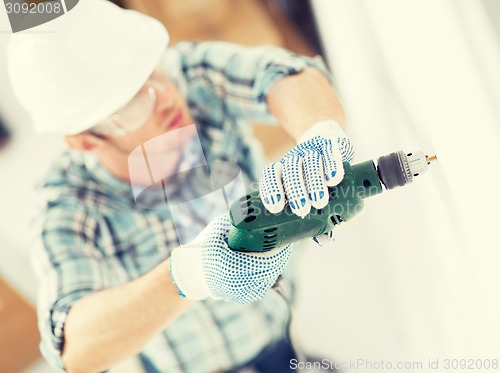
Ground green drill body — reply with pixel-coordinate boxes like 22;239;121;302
228;160;383;252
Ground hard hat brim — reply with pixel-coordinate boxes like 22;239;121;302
7;0;170;135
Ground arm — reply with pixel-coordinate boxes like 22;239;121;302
258;63;354;219
34;203;191;373
165;41;337;125
62;259;191;373
166;41;351;218
267;67;346;142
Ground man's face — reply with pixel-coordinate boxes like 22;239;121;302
65;66;197;182
101;67;195;154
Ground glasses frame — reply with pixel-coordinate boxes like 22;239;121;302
90;79;161;137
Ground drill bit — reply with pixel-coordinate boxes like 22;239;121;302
426;154;438;163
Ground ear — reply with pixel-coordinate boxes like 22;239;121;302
65;133;105;152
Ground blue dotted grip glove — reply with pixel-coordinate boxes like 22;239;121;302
260;120;354;219
170;214;291;304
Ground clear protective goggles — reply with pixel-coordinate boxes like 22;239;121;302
90;78;165;137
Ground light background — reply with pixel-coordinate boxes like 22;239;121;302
1;1;499;372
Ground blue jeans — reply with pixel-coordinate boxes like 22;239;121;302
140;338;297;373
228;338;297;373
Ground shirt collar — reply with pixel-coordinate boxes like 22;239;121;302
82;152;133;197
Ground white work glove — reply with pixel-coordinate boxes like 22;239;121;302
260;120;354;218
169;214;291;304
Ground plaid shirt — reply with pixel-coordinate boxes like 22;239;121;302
32;41;332;373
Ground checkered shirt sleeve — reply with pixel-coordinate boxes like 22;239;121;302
32;200;107;371
164;41;333;123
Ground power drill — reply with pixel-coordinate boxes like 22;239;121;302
228;150;436;252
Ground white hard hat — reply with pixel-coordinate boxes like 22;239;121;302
7;0;169;135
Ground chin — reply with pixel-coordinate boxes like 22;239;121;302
170;122;197;143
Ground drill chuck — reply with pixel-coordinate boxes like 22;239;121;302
376;150;434;190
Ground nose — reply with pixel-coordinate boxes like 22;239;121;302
153;82;175;114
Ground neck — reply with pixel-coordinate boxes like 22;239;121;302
96;152;131;182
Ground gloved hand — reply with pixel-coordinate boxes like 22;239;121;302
169;214;291;304
260;120;354;218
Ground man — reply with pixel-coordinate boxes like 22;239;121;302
7;1;353;372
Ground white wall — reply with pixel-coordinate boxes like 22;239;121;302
0;10;63;373
483;0;500;42
297;0;500;371
0;9;64;301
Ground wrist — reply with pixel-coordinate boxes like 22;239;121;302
298;119;346;143
169;245;210;300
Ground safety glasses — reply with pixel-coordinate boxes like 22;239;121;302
90;78;165;137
